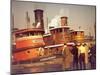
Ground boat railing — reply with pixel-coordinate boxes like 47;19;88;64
16;35;43;41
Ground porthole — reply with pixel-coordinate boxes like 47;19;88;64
27;51;30;53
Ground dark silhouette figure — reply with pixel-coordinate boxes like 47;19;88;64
89;44;96;69
79;53;86;70
71;45;79;70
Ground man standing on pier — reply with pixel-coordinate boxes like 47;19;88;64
62;43;73;71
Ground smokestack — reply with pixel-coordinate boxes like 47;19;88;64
34;9;44;30
61;16;68;26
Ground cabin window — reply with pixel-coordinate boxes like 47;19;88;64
56;29;58;33
62;28;64;33
81;32;84;36
64;28;68;32
53;30;55;33
53;30;56;34
58;29;62;32
77;32;81;35
50;31;53;34
64;28;66;32
34;32;37;35
37;32;40;35
38;32;42;35
74;32;77;35
60;29;62;32
31;32;34;35
67;30;70;35
16;34;24;38
22;33;26;36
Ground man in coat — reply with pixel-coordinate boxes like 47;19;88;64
62;43;73;71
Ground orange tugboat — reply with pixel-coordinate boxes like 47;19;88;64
12;28;45;63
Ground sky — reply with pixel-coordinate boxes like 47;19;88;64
12;0;96;36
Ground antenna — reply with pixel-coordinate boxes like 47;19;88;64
47;17;49;33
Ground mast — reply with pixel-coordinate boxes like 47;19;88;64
12;13;14;31
26;11;30;29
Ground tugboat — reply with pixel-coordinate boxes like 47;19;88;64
12;9;46;63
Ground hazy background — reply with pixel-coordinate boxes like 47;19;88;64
12;1;96;36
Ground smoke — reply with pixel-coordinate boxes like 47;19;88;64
48;8;69;28
48;15;60;28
